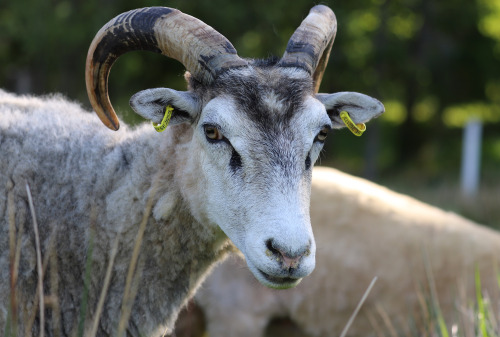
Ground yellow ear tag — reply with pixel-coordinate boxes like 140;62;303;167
340;111;366;137
153;105;174;132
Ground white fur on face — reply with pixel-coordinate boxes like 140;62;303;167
182;94;331;289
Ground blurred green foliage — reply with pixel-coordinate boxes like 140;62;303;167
1;0;499;184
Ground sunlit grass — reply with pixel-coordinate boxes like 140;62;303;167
351;266;500;337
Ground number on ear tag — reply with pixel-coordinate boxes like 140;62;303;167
340;111;366;137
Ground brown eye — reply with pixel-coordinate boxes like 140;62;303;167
315;127;329;143
204;125;224;141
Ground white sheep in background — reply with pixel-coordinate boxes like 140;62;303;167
177;166;500;337
0;6;384;337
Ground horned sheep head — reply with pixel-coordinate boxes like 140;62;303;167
85;6;384;289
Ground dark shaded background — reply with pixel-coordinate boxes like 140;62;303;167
1;0;499;226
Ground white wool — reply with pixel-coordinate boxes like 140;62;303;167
188;166;500;337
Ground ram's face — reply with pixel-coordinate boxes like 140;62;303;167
129;66;384;289
86;4;384;290
187;68;328;288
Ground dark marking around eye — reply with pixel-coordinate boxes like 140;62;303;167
305;154;311;171
314;126;330;143
203;124;226;143
229;149;242;172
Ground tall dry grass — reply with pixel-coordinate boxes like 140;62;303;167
364;255;500;337
5;179;500;337
4;183;156;337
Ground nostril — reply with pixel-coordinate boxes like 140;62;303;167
265;239;308;270
266;239;280;256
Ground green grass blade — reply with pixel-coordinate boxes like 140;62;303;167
475;267;489;337
422;246;450;337
4;309;11;337
77;232;94;337
496;264;500;293
436;311;450;337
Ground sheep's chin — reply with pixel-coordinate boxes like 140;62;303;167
246;259;302;289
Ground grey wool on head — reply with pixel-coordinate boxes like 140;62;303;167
1;5;384;337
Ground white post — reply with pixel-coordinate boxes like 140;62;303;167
460;119;482;198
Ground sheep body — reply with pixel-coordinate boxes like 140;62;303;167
0;90;234;336
0;65;385;335
0;6;387;336
188;166;500;337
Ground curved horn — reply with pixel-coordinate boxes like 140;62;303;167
86;7;248;130
278;5;337;93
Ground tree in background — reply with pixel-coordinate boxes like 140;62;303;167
1;0;499;182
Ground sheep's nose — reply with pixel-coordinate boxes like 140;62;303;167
265;239;311;270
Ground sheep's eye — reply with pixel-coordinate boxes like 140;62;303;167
315;127;330;143
204;125;224;142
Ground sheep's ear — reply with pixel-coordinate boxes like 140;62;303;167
129;88;201;125
316;92;385;129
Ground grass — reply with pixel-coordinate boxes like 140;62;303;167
4;179;500;337
172;266;500;337
77;230;93;337
360;269;500;337
339;277;378;337
26;183;45;337
4;183;156;337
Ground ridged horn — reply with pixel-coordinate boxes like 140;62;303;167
86;7;248;130
278;5;337;93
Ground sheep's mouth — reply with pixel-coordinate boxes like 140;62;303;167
258;269;302;289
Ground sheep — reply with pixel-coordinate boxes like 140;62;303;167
177;166;500;337
0;6;384;337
